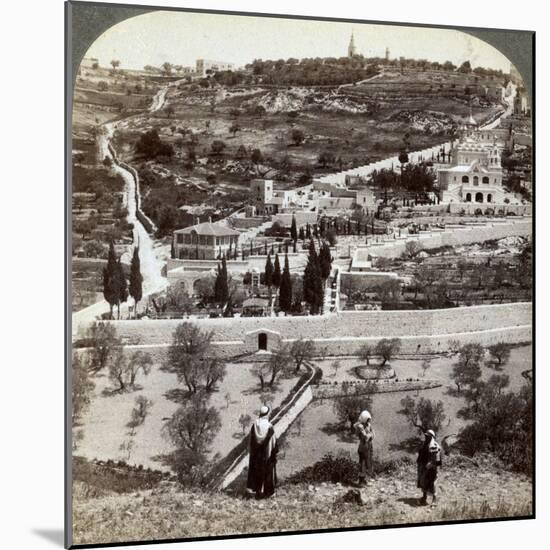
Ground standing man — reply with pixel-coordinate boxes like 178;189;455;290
417;429;442;505
354;410;375;485
246;405;278;499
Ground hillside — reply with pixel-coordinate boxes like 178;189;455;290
72;455;532;546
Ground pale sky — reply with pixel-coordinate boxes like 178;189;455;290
85;10;511;72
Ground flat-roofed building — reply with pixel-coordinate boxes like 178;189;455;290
196;59;235;76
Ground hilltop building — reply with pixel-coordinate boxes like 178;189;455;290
196;59;235;76
173;221;240;260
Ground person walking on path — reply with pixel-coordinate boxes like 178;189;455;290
353;410;375;485
246;405;278;499
417;429;442;505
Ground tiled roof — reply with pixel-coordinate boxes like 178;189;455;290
174;222;240;237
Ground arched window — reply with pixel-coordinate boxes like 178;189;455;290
473;176;479;186
462;175;469;183
482;176;490;184
487;194;493;203
465;193;472;202
475;192;484;203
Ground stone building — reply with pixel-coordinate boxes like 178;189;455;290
438;128;507;205
196;59;235;76
173;221;240;260
249;179;294;215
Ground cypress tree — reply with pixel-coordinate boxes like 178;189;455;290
170;237;176;259
279;254;292;313
303;239;323;314
116;258;128;319
102;241;119;319
264;253;273;289
214;256;229;304
129;247;143;318
272;254;281;288
298;227;305;241
319;241;332;281
290;214;298;242
306;223;311;239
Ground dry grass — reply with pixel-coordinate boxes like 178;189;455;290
72;459;532;546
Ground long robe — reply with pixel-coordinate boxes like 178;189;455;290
246;418;278;497
417;437;442;494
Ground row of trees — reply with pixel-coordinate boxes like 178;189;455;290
102;243;143;319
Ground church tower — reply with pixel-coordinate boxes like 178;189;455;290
348;31;357;58
385;47;390;62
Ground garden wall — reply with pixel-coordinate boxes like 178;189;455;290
112;302;532;355
353;219;531;262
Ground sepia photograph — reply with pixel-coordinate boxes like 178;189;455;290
66;2;534;547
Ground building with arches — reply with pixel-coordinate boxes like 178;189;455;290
438;130;507;205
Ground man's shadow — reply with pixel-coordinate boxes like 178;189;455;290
397;497;424;508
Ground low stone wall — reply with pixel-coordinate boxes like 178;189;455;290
341;270;400;290
448;203;532;216
220;382;314;490
353;219;531;261
111;302;532;355
312;379;442;399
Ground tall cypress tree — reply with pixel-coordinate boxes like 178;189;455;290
102;241;119;319
129;246;143;318
290;214;297;243
272;253;281;288
116;258;128;319
319;241;332;281
214;256;229;304
279;254;292;313
264;253;273;289
303;239;323;314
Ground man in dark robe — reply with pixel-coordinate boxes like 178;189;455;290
246;405;278;499
417;429;442;505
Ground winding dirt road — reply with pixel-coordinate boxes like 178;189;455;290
72;85;173;334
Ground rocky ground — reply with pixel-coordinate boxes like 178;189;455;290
72;456;532;546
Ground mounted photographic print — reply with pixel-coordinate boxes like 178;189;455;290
66;1;534;547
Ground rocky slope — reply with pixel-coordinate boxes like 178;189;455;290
72;456;532;546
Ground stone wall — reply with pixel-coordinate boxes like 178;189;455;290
353;219;531;262
448;203;532;216
112;302;531;355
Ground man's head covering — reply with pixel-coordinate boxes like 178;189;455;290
358;410;371;424
259;405;271;418
425;429;436;439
